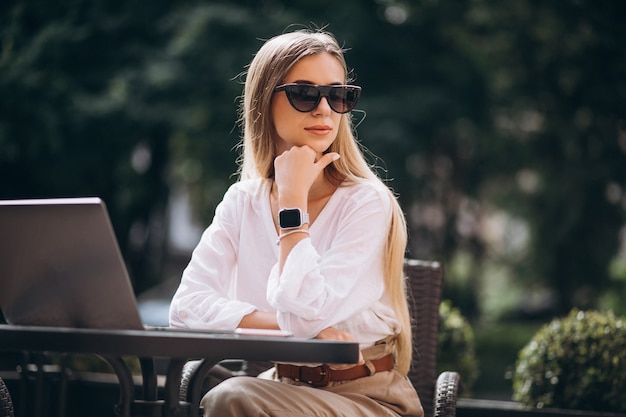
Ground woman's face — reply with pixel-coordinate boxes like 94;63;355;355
271;52;345;157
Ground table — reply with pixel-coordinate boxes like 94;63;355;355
0;325;359;417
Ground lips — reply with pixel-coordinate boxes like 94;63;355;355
305;125;332;134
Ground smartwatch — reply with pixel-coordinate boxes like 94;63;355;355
278;208;310;229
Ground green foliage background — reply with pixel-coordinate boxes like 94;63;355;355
2;1;625;323
513;310;626;412
437;300;478;392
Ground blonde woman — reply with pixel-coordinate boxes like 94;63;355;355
169;29;423;417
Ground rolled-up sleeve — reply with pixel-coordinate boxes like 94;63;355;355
169;184;257;330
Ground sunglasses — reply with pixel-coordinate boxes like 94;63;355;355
274;83;362;114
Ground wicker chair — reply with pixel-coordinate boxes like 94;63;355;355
0;378;14;417
404;259;461;417
179;258;461;417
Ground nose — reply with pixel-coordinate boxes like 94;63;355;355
313;96;332;114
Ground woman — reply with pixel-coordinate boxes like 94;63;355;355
169;29;423;417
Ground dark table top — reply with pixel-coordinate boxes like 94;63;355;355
0;324;360;417
0;324;360;364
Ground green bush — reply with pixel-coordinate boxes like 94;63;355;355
513;309;626;412
437;300;479;393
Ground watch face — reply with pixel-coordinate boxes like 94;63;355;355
279;209;302;228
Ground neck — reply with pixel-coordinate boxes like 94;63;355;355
308;172;333;201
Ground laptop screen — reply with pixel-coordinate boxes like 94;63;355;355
0;197;144;330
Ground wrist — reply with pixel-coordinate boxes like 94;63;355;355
276;228;309;245
274;180;306;206
277;195;307;209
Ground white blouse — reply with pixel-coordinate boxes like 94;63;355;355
169;178;400;348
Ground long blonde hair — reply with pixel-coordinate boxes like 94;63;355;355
238;29;412;375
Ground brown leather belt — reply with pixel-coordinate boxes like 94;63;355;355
276;353;394;387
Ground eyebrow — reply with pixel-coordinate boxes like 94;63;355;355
290;79;344;86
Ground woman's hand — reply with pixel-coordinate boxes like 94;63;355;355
238;311;280;330
274;146;339;205
315;327;364;369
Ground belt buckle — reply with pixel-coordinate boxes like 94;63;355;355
300;364;331;387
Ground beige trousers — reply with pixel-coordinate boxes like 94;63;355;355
201;338;423;417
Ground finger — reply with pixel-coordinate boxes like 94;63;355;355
315;152;340;169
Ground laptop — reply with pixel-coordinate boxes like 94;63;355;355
0;197;295;337
0;197;156;330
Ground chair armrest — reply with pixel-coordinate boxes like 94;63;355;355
179;360;246;403
0;377;14;417
434;371;461;417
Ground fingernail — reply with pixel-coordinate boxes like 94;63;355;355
332;154;340;161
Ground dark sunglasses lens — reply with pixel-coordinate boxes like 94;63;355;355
328;87;359;113
286;85;320;112
283;85;360;113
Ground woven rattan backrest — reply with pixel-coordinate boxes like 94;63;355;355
404;259;443;417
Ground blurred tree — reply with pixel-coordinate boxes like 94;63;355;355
1;0;625;319
0;1;182;291
454;1;626;314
